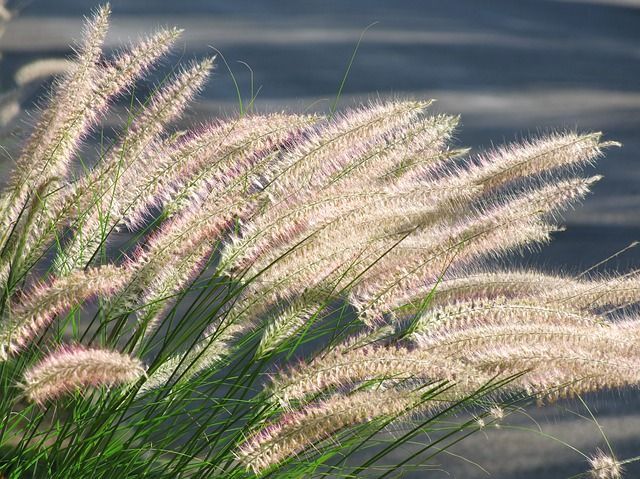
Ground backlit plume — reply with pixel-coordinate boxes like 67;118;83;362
22;346;145;404
588;450;623;479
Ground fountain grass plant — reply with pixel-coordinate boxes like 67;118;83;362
0;4;637;478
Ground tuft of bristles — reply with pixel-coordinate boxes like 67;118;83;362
237;389;424;474
22;345;145;404
0;265;130;360
588;449;623;479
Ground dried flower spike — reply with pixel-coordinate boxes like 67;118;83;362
22;345;146;404
0;265;130;360
588;449;623;479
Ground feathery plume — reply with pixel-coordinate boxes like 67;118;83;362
471;342;640;401
99;27;182;101
352;176;599;321
1;22;181;274
57;57;213;273
358;270;562;319
266;100;430;202
256;301;323;358
293;174;592;309
158;114;317;220
464;132;613;191
238;389;423;474
0;265;130;360
229;172;481;277
588;449;623;479
111;194;239;345
251;314;638;471
375;114;462;182
376;270;640;319
411;299;604;338
221;112;459;269
268;340;479;405
22;345;145;404
415;321;627;366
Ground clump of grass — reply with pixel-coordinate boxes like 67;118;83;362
0;4;637;478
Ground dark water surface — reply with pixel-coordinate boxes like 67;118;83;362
2;1;640;477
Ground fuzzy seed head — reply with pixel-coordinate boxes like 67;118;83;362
588;450;623;479
22;345;146;404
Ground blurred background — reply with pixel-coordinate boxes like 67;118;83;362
1;0;640;477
